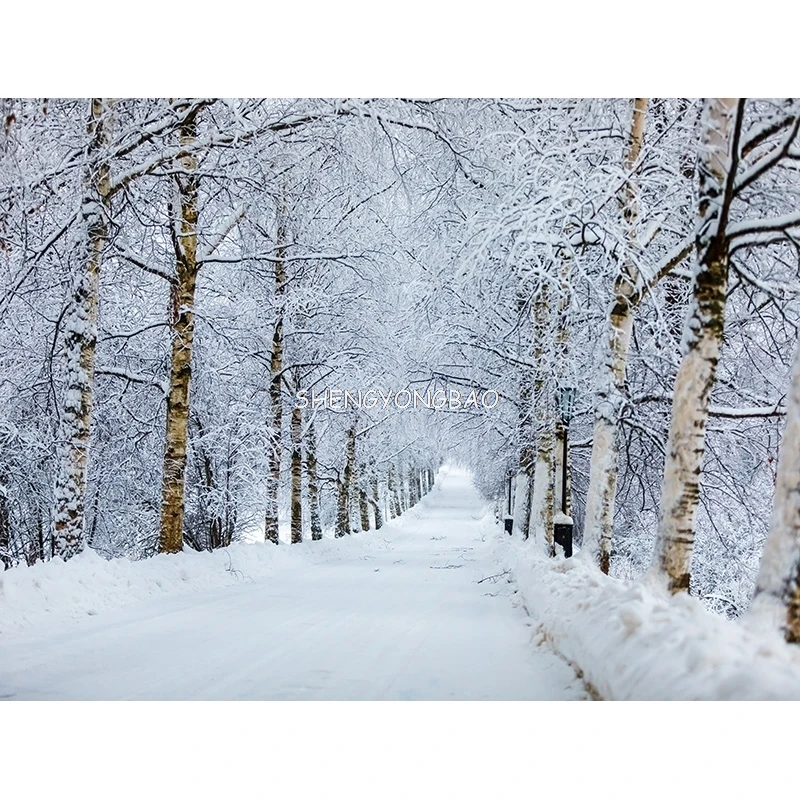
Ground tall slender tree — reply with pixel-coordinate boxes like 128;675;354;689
51;99;112;561
651;98;743;592
753;337;800;641
305;418;323;540
159;104;201;554
290;398;303;544
264;198;288;545
583;98;649;573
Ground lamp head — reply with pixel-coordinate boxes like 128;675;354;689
557;386;576;424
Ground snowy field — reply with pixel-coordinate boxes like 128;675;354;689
0;468;587;700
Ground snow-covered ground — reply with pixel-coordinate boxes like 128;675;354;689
494;531;800;700
0;467;587;700
10;465;797;701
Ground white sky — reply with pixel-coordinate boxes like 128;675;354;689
5;1;795;97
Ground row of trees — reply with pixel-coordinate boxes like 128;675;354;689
457;98;800;641
4;97;800;642
1;98;451;567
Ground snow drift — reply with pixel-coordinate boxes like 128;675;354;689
0;531;394;636
491;518;800;700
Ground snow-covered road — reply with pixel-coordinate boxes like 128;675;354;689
0;469;587;700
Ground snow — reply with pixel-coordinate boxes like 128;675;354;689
494;531;800;699
0;468;587;700
9;466;799;701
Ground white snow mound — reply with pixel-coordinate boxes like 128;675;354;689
0;533;390;636
491;519;800;700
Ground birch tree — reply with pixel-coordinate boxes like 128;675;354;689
647;99;800;594
264;205;287;545
290;401;303;544
753;338;800;641
0;470;11;569
51;99;112;561
583;99;649;573
335;422;356;537
370;468;383;529
305;418;323;540
529;282;557;553
388;463;401;518
512;291;534;539
358;463;371;532
650;99;744;592
158;105;202;554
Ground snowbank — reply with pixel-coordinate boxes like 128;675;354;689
491;518;800;700
0;529;394;636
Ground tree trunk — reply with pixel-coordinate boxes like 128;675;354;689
87;481;100;550
51;99;111;561
513;285;535;538
651;98;742;593
514;412;534;539
388;463;400;518
334;474;347;537
0;471;11;570
192;416;220;550
395;464;405;512
531;291;557;554
159;107;200;555
583;98;648;574
335;424;356;537
553;241;574;526
34;506;45;565
264;203;288;545
24;506;45;566
512;469;532;539
223;451;235;548
290;403;303;544
531;422;556;554
753;337;800;642
359;464;370;532
370;470;383;529
306;419;323;540
409;465;419;507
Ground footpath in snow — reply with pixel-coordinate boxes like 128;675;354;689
0;468;587;701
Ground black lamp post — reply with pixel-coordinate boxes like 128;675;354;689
554;385;576;557
504;471;514;535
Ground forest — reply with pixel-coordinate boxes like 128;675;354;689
2;97;800;653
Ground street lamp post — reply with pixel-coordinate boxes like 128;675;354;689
554;386;576;557
504;471;514;535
